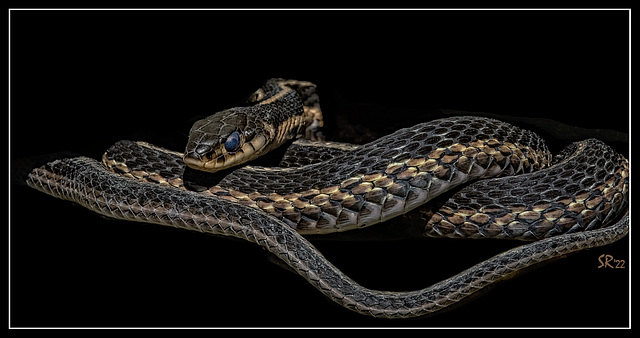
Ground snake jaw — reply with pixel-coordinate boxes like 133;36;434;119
184;132;270;172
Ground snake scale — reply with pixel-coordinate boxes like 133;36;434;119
26;78;629;319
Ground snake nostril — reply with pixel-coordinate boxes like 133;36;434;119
193;144;213;159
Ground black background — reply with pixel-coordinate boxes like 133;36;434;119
10;9;629;327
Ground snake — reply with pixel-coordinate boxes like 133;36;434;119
26;78;629;319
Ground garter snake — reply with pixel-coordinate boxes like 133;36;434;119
26;78;629;319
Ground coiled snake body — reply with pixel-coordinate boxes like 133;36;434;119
26;79;629;319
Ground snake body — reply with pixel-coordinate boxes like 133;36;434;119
102;116;556;236
26;79;629;319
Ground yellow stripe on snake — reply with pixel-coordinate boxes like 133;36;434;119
26;79;629;318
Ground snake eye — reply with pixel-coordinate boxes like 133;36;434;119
224;131;241;153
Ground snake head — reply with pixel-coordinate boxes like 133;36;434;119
183;78;322;173
183;108;271;173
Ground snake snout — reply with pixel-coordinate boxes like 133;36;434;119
193;144;213;159
185;143;213;161
184;140;216;163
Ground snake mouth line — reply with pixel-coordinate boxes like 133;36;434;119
183;134;268;172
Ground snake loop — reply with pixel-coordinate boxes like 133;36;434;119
25;79;629;319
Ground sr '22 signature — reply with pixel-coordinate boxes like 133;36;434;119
597;254;626;269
